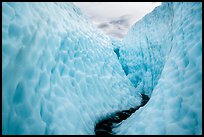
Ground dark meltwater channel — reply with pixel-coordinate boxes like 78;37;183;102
94;94;150;135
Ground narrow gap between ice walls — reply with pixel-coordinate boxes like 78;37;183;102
94;40;150;135
94;94;149;135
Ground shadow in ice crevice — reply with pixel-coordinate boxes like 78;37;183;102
94;94;150;135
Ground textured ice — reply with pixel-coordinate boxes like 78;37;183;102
2;2;202;135
118;3;173;96
2;2;141;135
113;2;202;135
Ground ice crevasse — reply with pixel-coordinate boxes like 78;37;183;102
2;2;141;134
113;2;202;135
2;2;202;135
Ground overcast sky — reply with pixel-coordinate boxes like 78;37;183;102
74;2;161;40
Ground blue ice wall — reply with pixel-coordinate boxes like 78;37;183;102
2;2;202;135
2;2;141;135
119;3;173;96
114;2;202;135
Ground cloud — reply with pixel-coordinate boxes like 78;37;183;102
96;15;132;39
98;23;109;29
109;14;131;27
74;2;161;39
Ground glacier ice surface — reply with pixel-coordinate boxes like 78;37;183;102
2;2;141;135
2;2;202;135
113;2;202;135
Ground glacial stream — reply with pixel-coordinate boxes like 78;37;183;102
94;94;150;135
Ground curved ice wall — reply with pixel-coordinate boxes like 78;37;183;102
2;2;141;134
119;3;173;96
114;2;202;134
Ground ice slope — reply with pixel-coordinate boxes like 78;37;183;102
112;38;123;60
118;3;173;96
2;2;141;134
113;2;202;134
